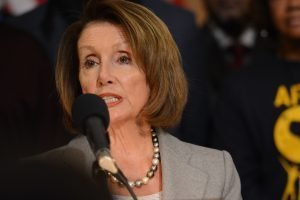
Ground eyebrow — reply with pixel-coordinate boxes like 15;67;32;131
78;45;97;52
78;41;131;52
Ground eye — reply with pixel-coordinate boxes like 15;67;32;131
83;57;99;69
118;55;131;64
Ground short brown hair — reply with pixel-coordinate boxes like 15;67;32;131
56;0;187;131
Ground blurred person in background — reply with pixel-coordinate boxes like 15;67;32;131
0;0;82;160
213;0;300;199
0;22;71;160
0;159;112;200
164;0;208;27
200;0;269;102
1;0;86;64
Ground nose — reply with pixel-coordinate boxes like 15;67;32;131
97;64;114;87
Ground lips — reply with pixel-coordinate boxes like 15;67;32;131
100;93;122;107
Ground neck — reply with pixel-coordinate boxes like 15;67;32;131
108;122;152;153
108;121;153;174
278;37;300;62
107;124;162;196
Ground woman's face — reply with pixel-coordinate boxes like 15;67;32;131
77;22;150;126
269;0;300;39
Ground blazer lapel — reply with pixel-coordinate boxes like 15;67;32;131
158;132;208;200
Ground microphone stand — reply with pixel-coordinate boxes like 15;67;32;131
113;170;138;200
92;151;138;200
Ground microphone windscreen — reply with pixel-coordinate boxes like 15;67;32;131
72;94;110;131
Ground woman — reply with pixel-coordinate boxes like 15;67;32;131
39;0;242;199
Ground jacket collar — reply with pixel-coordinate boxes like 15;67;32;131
158;131;208;199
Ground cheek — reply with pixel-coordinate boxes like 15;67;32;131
124;74;149;106
131;80;150;107
79;71;98;93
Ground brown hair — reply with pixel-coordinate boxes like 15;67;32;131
56;0;187;131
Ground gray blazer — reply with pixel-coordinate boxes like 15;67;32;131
35;129;242;200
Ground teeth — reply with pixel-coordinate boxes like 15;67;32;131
102;96;119;103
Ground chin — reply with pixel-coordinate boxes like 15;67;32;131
108;113;129;127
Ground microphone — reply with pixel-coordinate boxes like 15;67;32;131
72;93;118;174
72;94;138;200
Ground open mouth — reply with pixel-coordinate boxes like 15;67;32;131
100;95;122;106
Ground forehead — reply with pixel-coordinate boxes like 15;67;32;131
78;21;129;48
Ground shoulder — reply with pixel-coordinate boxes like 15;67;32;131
218;52;284;104
159;130;236;175
158;130;242;199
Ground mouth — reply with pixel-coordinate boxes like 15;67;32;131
100;94;122;107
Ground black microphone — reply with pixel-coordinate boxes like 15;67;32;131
72;93;118;174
